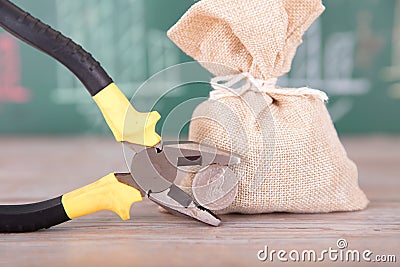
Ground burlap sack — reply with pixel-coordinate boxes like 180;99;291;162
168;0;369;214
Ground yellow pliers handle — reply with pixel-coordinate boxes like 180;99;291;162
62;173;143;222
0;0;159;232
93;83;161;147
0;173;143;233
0;0;161;147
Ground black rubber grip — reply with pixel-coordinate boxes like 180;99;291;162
0;0;113;96
0;196;70;233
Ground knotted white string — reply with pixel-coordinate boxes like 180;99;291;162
209;72;328;102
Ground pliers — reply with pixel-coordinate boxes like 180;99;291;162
0;0;240;233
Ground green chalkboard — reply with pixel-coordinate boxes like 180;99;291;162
0;0;398;136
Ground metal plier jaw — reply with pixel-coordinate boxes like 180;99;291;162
125;141;241;226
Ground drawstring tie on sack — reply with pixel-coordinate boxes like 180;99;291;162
210;72;328;102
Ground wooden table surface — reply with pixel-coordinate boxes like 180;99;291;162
0;136;398;267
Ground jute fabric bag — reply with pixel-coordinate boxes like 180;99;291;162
167;0;368;214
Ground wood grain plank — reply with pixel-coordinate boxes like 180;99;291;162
0;137;398;267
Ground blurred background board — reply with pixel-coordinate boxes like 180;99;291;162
0;0;398;136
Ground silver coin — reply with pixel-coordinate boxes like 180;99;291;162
192;165;238;211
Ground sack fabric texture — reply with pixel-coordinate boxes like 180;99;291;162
167;0;369;214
